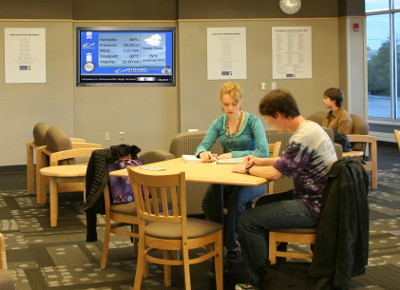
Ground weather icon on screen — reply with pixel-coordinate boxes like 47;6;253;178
144;34;162;46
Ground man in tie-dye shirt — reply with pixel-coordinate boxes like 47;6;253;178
233;89;337;290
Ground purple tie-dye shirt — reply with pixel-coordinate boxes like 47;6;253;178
273;121;337;218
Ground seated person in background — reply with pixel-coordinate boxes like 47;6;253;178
232;89;337;290
195;81;269;258
321;87;353;135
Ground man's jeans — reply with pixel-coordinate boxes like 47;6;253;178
202;183;266;251
237;193;317;288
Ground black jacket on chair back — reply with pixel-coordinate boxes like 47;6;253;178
310;157;369;289
82;144;141;242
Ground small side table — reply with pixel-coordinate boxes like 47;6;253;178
39;165;87;227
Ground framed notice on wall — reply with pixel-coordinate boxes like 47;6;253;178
207;27;247;80
4;28;46;83
272;26;312;79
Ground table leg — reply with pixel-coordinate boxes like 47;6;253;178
49;178;58;227
210;184;224;224
83;178;86;202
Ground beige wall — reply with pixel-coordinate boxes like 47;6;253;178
0;16;365;166
179;19;342;132
0;21;75;166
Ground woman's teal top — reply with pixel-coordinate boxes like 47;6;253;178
195;112;269;158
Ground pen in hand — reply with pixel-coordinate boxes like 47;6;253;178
207;152;216;163
249;148;258;163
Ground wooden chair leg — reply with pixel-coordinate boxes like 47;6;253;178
133;240;145;290
269;232;277;265
371;167;378;189
133;225;138;258
163;250;171;286
214;230;224;290
100;215;111;269
182;248;191;290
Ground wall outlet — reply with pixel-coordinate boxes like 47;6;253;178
119;132;125;140
105;132;110;141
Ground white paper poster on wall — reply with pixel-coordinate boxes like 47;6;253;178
4;28;46;83
272;26;312;79
207;27;247;80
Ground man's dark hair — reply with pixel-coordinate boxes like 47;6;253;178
259;89;300;118
324;87;344;107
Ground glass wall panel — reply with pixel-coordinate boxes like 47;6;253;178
366;0;389;12
395;13;400;118
367;14;391;118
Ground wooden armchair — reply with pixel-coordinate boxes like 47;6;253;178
36;126;101;203
27;122;86;194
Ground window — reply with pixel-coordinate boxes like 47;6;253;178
366;0;400;120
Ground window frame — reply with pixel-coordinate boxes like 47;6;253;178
366;1;400;124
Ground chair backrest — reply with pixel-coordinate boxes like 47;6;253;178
348;114;369;152
306;111;325;126
306;112;369;135
350;114;369;135
45;126;75;165
128;167;187;228
33;122;50;146
394;129;400;151
169;130;223;157
267;142;281;194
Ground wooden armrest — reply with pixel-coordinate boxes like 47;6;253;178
49;148;100;166
343;151;364;158
70;138;86;142
72;142;102;149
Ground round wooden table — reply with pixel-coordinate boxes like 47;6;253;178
39;165;87;227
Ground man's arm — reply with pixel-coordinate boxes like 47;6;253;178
232;157;283;180
247;165;283;181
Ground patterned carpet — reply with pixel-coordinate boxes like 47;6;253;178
0;145;399;289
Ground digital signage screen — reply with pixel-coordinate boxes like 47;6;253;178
76;27;176;86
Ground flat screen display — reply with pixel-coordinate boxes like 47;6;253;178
76;27;176;86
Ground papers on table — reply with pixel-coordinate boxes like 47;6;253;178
182;155;244;164
215;157;244;164
182;155;202;163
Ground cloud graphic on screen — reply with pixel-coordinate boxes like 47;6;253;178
145;34;162;46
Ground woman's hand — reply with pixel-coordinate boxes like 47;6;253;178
199;151;218;163
217;152;232;159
